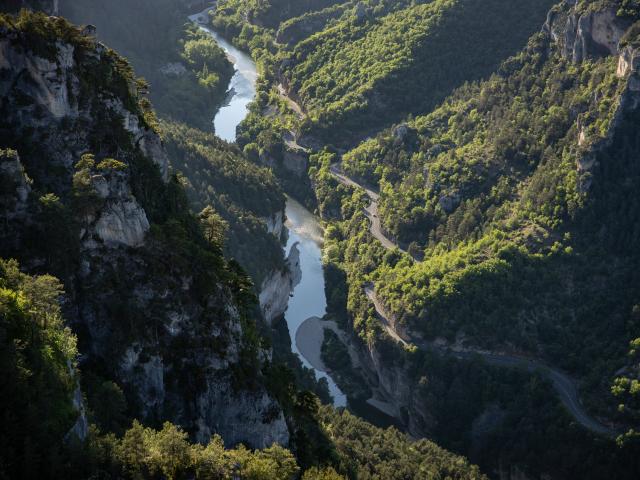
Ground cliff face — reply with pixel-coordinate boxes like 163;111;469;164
260;242;302;324
544;0;633;62
0;13;288;449
544;1;640;192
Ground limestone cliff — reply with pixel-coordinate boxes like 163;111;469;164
260;242;302;324
544;1;640;192
544;0;632;62
257;208;303;324
0;12;288;449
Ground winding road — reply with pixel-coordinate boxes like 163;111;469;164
277;83;305;119
331;165;618;437
329;164;401;252
275;87;618;437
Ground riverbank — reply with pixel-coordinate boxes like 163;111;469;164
295;316;329;372
189;7;257;142
284;197;347;407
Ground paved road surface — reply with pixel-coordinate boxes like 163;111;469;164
329;164;402;251
365;285;617;436
282;96;618;437
277;83;306;119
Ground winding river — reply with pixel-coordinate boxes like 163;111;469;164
190;8;346;406
285;198;347;406
188;10;257;142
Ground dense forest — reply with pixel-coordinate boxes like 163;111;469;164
61;0;234;129
201;0;640;478
2;0;640;479
0;5;487;480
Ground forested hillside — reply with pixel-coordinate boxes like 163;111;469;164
212;0;555;144
303;0;640;477
195;0;640;478
0;8;487;480
161;120;286;286
60;0;234;129
338;0;640;384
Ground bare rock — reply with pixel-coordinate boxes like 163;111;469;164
545;2;631;62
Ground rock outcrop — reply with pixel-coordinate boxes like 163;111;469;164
263;210;285;237
0;15;289;449
79;168;151;248
544;1;632;62
348;337;435;437
544;1;640;193
260;242;302;324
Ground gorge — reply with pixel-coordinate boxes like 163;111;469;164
191;6;347;407
2;0;640;479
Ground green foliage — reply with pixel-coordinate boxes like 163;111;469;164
304;5;640;476
199;205;229;251
612;330;640;444
302;466;346;480
182;27;230;92
74;410;487;480
97;158;128;171
332;36;638;384
60;0;234;129
317;407;487;479
162;120;286;286
0;258;78;479
576;0;640;19
0;8;93;61
82;421;300;480
275;0;555;142
216;0;343;30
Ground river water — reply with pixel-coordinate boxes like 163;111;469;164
188;10;257;142
284;198;347;406
190;9;346;406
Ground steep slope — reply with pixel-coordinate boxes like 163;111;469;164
302;0;640;478
161;120;300;324
60;0;234;129
281;0;557;143
0;10;288;448
0;257;82;478
338;0;640;386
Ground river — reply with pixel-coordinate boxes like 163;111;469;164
188;9;257;142
189;8;346;406
284;198;347;406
